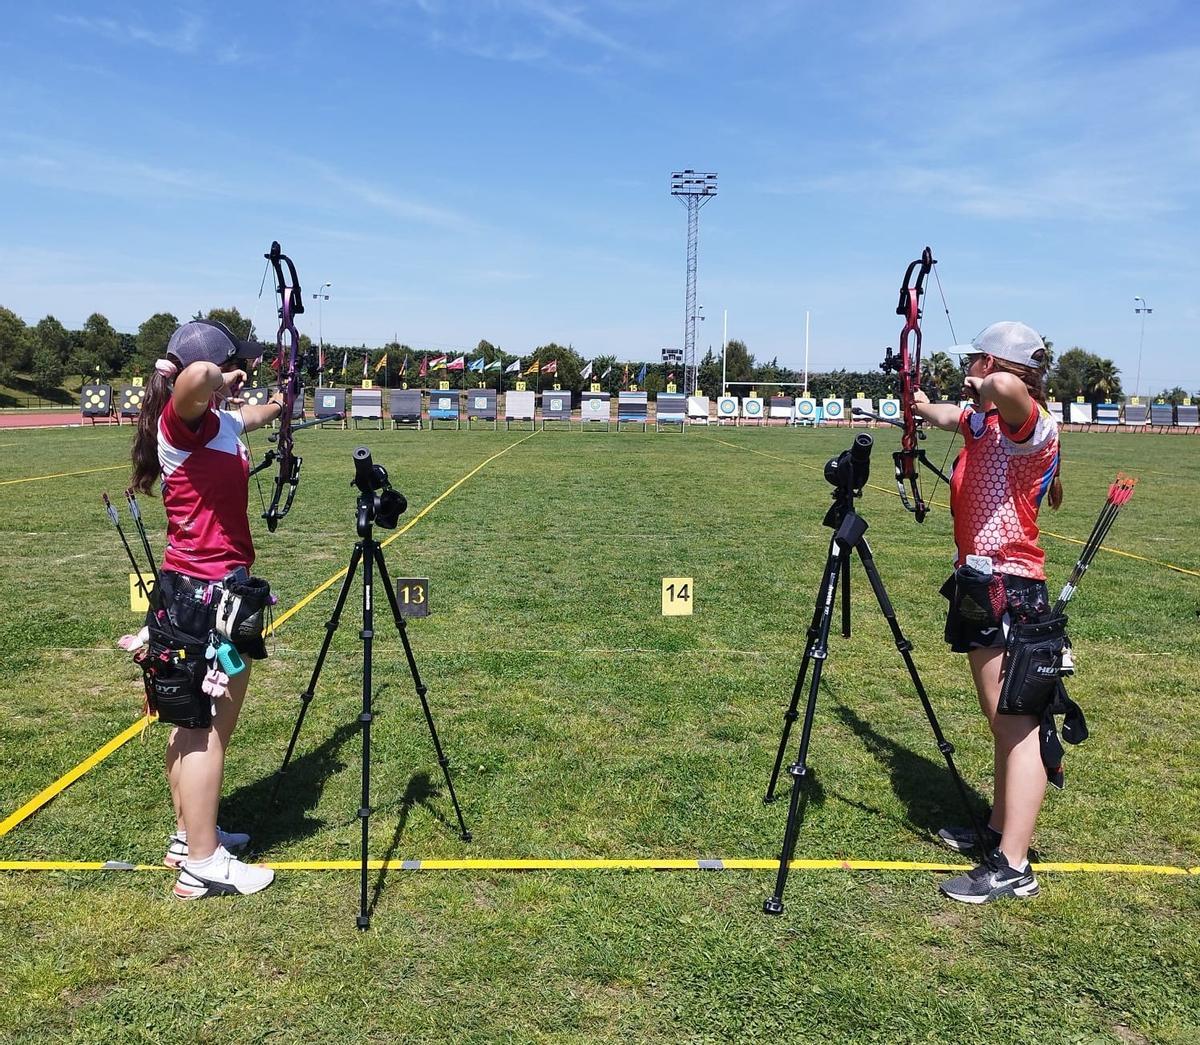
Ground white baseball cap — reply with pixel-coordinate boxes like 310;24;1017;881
948;321;1046;368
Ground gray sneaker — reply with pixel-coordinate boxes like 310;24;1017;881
940;849;1039;904
937;820;1001;854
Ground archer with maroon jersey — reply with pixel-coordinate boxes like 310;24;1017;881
129;317;283;899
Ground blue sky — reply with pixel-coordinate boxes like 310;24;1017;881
1;1;1197;395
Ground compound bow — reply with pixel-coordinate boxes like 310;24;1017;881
249;240;326;531
854;246;951;523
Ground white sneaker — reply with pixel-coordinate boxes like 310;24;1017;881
164;827;250;869
173;847;274;899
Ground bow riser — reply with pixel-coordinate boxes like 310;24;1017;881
883;246;935;522
262;241;304;532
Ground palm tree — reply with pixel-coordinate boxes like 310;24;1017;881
928;351;961;398
1086;358;1123;401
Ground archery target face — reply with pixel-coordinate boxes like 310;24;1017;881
743;397;764;418
582;396;609;419
81;385;112;415
717;396;739;417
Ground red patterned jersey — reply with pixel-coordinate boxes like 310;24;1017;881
948;404;1059;579
157;399;255;581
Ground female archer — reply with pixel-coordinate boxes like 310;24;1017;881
912;320;1062;903
130;319;284;898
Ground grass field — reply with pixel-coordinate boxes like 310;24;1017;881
1;422;1197;1043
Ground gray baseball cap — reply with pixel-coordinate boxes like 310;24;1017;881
167;320;264;368
948;321;1046;368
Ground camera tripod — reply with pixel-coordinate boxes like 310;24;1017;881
762;435;986;915
269;448;471;929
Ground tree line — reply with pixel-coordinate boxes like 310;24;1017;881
1;304;1187;404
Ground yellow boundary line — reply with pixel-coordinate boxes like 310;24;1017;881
0;464;126;486
703;434;1200;579
0;858;1195;875
0;717;153;838
0;435;540;839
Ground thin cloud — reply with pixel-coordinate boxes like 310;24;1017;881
392;0;662;70
56;11;252;64
313;166;479;232
0;136;238;200
57;12;206;53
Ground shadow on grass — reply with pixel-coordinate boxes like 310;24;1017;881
226;721;358;856
832;704;990;839
367;771;443;916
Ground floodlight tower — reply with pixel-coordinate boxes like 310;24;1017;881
670;170;717;395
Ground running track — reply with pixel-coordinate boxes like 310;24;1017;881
0;412;100;429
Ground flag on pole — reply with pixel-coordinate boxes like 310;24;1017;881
429;355;448;369
418;355;428;378
524;360;540;375
505;360;522;374
341;350;349;376
400;354;408;376
374;353;389;373
362;352;370;378
580;361;593;380
622;363;629;388
542;360;558;376
447;355;465;371
468;357;485;372
600;365;612;379
485;359;502;371
636;362;647;385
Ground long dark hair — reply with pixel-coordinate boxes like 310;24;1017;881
130;369;174;495
989;350;1063;510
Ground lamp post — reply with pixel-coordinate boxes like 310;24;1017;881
1133;296;1152;403
312;282;332;384
803;309;810;397
721;308;728;396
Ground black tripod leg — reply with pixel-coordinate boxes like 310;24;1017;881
268;542;363;810
854;537;990;856
358;538;376;929
765;543;838;802
374;543;472;843
764;541;843;916
841;552;852;638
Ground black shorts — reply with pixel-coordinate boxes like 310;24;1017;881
941;572;1051;654
155;569;269;661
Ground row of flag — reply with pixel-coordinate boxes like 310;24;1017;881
327;351;645;383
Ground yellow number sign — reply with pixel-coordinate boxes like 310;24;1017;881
662;577;694;616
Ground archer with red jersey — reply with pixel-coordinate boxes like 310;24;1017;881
913;320;1065;905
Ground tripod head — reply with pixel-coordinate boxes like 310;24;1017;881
823;433;873;529
352;447;407;536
